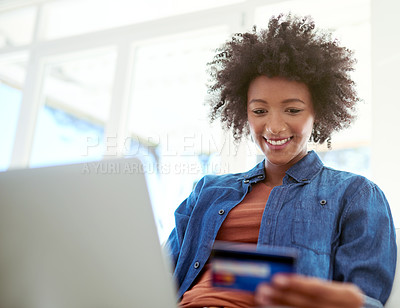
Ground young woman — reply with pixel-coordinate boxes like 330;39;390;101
166;14;396;308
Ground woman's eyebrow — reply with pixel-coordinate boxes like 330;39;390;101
248;98;268;104
248;98;306;104
281;98;306;104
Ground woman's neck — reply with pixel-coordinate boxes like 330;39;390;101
264;162;289;188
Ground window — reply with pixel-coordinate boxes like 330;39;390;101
40;0;243;40
30;49;117;167
0;53;27;170
0;6;36;48
128;27;229;241
0;82;22;170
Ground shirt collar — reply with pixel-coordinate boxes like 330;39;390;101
285;150;324;183
242;160;265;181
242;150;324;183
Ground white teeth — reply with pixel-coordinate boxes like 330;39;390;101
267;137;291;145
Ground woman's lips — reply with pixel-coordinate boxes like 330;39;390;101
264;136;293;147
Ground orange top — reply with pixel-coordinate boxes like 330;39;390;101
180;181;272;308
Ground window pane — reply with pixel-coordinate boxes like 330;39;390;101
0;54;27;171
128;27;228;241
30;105;105;167
30;49;117;167
0;53;28;87
317;147;371;176
41;0;242;39
0;82;22;171
0;6;36;48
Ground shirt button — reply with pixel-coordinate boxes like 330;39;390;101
320;200;327;206
218;209;225;215
244;179;250;183
257;175;263;179
194;261;200;269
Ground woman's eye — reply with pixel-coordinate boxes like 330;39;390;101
287;108;302;114
253;109;267;115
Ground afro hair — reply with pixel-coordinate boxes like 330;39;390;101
207;13;359;144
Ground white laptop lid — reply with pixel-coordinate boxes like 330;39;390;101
0;158;177;308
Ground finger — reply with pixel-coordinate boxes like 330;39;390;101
256;280;363;308
256;282;327;308
271;275;364;307
254;283;274;306
268;287;337;308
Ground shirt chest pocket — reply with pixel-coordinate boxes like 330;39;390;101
291;202;335;255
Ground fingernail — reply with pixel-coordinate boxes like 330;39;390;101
261;285;273;296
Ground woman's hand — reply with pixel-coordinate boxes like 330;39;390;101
255;274;364;308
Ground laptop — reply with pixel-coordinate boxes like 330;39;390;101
0;157;178;308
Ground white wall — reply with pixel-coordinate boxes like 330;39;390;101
371;0;400;226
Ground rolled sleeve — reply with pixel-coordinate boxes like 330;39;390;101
363;294;383;308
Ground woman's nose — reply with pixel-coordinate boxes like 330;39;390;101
265;114;287;135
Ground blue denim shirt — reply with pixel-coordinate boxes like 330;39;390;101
166;151;396;306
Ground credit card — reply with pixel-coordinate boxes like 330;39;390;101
210;241;298;292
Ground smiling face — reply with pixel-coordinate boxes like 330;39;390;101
247;76;315;171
